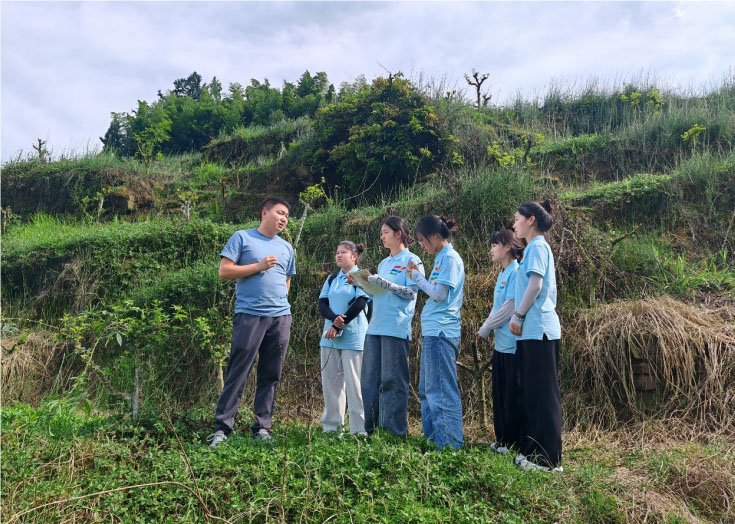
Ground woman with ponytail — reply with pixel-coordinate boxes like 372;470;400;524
407;215;465;450
348;216;424;437
510;199;563;472
476;229;524;456
318;241;370;435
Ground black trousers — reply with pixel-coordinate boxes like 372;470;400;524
491;350;522;451
215;313;292;435
516;336;562;467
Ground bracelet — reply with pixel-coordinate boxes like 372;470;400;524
514;312;525;321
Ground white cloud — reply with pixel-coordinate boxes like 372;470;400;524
2;1;734;159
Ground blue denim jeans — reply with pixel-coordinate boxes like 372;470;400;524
361;334;410;436
419;332;464;449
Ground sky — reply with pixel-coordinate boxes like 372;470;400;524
2;1;734;160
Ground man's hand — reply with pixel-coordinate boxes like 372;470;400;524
475;333;485;342
259;256;278;271
324;327;339;339
346;274;356;285
333;315;346;329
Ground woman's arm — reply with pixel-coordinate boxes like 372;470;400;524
318;297;339;321
477;299;514;339
408;269;448;301
367;275;417;301
509;273;543;334
339;297;369;326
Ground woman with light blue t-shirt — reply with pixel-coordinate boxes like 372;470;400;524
407;215;465;450
348;216;424;437
318;241;370;435
476;229;524;456
509;199;563;473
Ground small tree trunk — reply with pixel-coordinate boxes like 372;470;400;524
294;202;310;249
133;352;141;422
217;364;224;392
96;196;105;223
473;340;489;428
183;199;191;222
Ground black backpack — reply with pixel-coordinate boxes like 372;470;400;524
328;271;373;323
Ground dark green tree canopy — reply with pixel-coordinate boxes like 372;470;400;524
311;74;450;199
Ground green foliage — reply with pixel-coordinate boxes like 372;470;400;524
102;71;333;157
311;73;450;199
2;217;238;320
0;405;637;524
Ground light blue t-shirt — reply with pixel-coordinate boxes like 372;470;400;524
420;244;465;339
319;266;370;351
220;228;296;317
515;235;561;341
492;260;518;354
366;249;424;340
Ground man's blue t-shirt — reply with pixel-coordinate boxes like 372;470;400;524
220;228;296;317
420;243;465;338
515;235;561;341
492;260;518;353
366;249;424;340
319;266;370;351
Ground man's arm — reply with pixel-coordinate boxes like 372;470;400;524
219;256;276;280
286;275;291;293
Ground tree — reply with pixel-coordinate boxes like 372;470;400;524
312;73;449;200
464;69;492;109
173;71;203;100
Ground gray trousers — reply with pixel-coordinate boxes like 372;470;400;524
215;313;291;435
320;347;365;434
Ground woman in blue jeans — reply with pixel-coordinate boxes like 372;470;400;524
348;216;424;437
407;215;465;449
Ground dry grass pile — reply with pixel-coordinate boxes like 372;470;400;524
1;330;67;403
565;295;735;434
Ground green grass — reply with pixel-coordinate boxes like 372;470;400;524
4;404;730;523
0;404;624;523
1;216;242;319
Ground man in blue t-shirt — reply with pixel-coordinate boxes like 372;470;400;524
208;197;296;447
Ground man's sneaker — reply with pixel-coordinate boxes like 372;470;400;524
490;442;510;455
207;430;227;448
514;454;550;472
253;428;272;441
551;465;564;474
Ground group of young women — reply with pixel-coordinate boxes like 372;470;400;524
317;200;562;472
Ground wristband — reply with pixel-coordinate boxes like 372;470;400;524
514;312;525;321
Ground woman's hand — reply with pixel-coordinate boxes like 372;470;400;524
332;315;346;329
324;327;339;339
509;315;523;336
346;274;356;285
407;260;420;279
475;333;485;342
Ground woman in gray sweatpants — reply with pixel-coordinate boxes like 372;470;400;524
318;241;370;435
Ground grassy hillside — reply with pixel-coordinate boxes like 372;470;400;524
2;75;734;522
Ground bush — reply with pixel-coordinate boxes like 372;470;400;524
311;74;451;200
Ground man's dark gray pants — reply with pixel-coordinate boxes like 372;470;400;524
215;313;292;435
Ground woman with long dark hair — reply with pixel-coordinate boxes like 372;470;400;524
349;216;424;437
509;200;563;472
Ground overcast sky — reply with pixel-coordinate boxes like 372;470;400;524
2;1;734;160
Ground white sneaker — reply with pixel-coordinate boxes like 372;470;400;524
253;428;272;441
207;430;227;448
490;442;510;455
514;454;550;472
551;465;564;474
